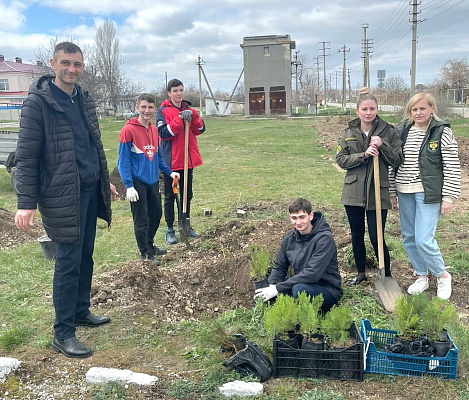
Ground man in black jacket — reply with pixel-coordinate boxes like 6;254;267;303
14;42;117;358
254;198;342;311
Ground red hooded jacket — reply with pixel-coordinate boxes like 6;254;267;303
156;99;205;171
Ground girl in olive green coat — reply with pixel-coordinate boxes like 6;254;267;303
336;88;403;285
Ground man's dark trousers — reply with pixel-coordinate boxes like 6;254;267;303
53;186;98;340
130;178;162;255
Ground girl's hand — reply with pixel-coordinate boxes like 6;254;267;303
370;136;383;147
441;201;453;216
390;196;399;212
365;144;379;158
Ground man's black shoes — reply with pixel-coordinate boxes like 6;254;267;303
52;337;92;358
346;275;368;286
149;245;167;256
75;313;111;327
140;253;160;266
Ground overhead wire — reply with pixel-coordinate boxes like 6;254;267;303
422;0;468;22
372;0;409;44
421;0;454;15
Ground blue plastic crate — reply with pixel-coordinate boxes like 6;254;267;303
361;319;458;379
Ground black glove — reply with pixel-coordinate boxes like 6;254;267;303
179;110;192;122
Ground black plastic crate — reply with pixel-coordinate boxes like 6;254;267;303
272;322;364;381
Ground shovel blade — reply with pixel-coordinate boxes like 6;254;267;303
375;276;403;313
179;216;191;248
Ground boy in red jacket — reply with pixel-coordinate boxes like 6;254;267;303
118;93;179;265
156;79;205;244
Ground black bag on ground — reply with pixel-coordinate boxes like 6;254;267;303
222;334;272;381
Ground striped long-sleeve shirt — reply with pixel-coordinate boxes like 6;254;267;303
389;125;461;202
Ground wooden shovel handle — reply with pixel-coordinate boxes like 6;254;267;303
373;156;385;272
183;120;189;214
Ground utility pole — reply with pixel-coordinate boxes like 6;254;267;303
362;24;369;88
338;45;350;111
367;39;373;89
313;57;321;113
291;50;302;109
334;71;342;92
347;68;352;103
318;41;330;109
196;55;204;115
165;71;167;90
410;0;421;96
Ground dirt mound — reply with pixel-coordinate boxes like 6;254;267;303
92;219;291;323
109;167;127;201
0;207;45;250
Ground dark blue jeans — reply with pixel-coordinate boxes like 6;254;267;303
53;188;98;340
290;283;339;312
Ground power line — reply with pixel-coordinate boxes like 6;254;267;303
373;0;409;44
421;0;453;14
423;0;468;22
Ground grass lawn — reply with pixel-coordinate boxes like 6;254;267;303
1;114;469;399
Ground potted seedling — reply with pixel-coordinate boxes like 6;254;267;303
421;297;458;357
264;293;300;348
393;294;424;354
296;291;325;350
249;244;271;290
321;304;354;349
320;304;358;380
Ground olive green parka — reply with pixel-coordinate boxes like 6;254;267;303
336;115;403;210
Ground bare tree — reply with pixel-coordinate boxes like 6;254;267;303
119;77;145;111
383;76;408;104
234;81;245;102
435;58;469;103
94;20;124;113
296;55;319;106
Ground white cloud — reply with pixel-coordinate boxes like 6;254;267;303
1;0;468;91
0;0;26;30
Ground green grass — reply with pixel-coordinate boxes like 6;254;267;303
1;114;469;399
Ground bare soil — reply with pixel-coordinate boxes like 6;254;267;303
0;208;45;250
1;116;468;399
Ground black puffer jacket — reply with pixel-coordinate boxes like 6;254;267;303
268;212;343;302
15;75;112;243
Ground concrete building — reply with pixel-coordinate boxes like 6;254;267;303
0;56;41;120
240;35;295;116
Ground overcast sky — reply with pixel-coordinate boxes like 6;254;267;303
1;0;468;93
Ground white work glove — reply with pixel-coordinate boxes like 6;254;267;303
126;187;139;202
170;172;180;180
254;284;278;302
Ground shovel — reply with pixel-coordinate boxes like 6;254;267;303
373;155;402;312
180;120;192;241
172;176;191;248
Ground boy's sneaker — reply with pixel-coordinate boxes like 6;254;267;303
140;254;160;266
165;229;178;244
189;227;198;238
437;272;452;300
407;276;429;295
149;245;167;256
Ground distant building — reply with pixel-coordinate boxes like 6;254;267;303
0;55;41;106
240;35;296;116
205;98;231;116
